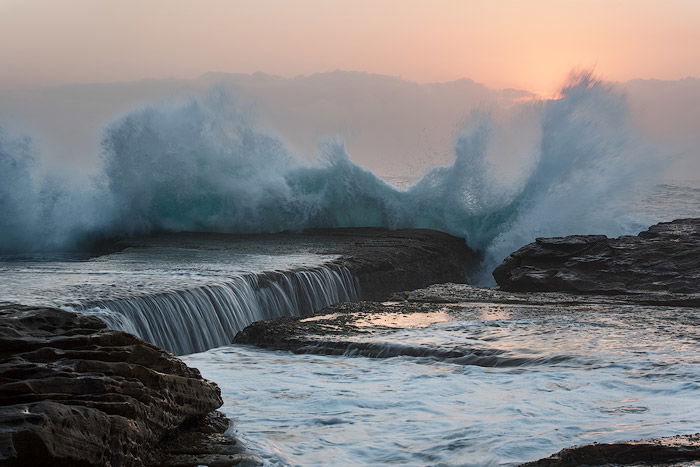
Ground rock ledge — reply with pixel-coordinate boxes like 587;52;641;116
0;304;257;466
493;218;700;295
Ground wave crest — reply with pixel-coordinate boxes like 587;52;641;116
0;73;663;281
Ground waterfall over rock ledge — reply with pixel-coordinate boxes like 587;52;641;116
34;228;478;355
75;266;359;355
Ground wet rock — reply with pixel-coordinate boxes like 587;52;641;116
160;412;261;467
520;433;700;466
232;284;565;356
493;218;700;295
234;280;700;362
318;228;480;300
0;304;256;466
394;282;700;307
116;227;480;301
233;295;527;364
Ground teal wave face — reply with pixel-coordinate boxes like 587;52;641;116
0;74;664;282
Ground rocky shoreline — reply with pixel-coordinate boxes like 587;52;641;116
0;304;260;466
232;281;700;356
234;219;700;466
519;433;700;467
1;220;699;465
493;218;700;295
0;228;477;466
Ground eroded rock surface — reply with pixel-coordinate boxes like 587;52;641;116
234;283;700;359
520;433;700;466
493;218;700;295
0;304;257;466
234;282;698;359
116;227;479;301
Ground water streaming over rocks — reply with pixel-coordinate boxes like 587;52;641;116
77;266;359;355
0;234;368;355
187;291;700;466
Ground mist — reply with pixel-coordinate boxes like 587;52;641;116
0;72;671;283
1;71;696;183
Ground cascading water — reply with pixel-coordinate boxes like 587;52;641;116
75;266;359;355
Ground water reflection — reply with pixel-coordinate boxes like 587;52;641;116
186;303;700;466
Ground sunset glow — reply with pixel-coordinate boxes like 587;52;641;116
1;0;699;93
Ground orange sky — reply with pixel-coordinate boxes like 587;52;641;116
1;0;699;94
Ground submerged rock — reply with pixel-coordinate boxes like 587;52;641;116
235;281;700;465
234;282;696;360
520;433;700;466
493;218;700;295
0;304;258;466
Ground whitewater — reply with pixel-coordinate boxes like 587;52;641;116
185;303;700;466
0;74;664;278
2;73;699;465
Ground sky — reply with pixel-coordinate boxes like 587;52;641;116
1;0;699;94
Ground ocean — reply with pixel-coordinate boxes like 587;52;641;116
184;303;700;465
0;180;698;466
1;76;699;465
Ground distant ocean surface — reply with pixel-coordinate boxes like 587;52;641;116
635;179;700;221
383;176;700;223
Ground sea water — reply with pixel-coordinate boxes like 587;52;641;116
0;180;698;465
0;237;357;355
1;74;699;464
178;182;700;465
184;303;700;466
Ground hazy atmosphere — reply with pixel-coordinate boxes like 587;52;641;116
2;0;699;92
2;2;700;466
1;0;699;179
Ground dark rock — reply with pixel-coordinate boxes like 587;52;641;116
394;282;700;307
235;280;700;364
520;433;700;466
160;412;261;467
0;304;256;466
317;228;479;300
236;282;667;359
493;219;700;295
116;227;480;301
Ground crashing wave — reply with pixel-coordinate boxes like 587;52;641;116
0;73;663;281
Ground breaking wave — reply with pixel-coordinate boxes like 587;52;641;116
0;73;663;281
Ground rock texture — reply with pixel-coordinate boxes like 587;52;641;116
0;304;257;467
234;281;700;358
520;433;700;466
493;218;700;295
117;227;480;301
319;228;479;300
